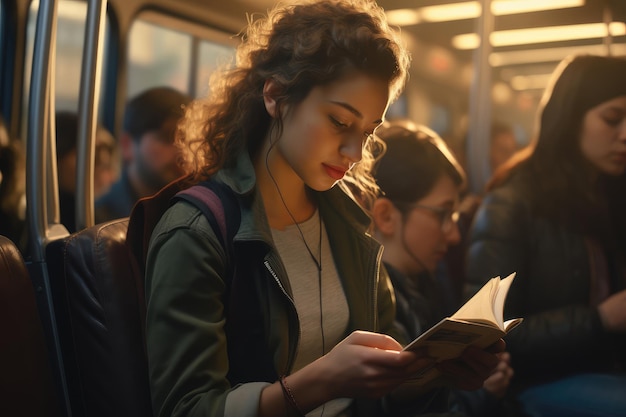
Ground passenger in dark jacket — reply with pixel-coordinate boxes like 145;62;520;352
95;87;190;222
466;54;626;417
369;121;520;417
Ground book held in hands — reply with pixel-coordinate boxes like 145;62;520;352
403;272;523;383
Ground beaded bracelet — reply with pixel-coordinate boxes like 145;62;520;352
279;375;305;417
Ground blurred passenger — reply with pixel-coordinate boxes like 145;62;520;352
489;122;518;175
93;131;118;198
466;54;626;417
0;115;27;251
444;121;520;300
0;114;8;147
94;86;191;223
56;111;118;232
370;121;519;417
457;121;519;222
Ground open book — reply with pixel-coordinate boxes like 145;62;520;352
402;272;523;384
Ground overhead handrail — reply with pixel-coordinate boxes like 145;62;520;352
76;0;108;231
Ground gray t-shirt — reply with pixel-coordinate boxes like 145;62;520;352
272;210;352;417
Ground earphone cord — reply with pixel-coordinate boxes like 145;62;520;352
265;144;326;417
264;142;323;275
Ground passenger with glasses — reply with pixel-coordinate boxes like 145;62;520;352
367;120;520;417
392;201;460;235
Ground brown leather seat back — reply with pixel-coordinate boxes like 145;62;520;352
46;219;152;417
0;235;59;417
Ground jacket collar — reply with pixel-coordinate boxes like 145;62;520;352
215;150;372;235
215;152;256;197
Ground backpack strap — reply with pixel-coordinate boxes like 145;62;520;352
173;180;240;275
126;176;240;281
173;183;276;384
126;175;190;280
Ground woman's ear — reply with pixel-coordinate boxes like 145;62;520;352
371;198;398;236
263;78;281;117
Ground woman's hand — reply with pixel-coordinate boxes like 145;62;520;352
482;351;514;398
261;331;435;416
436;339;506;391
310;330;435;399
598;289;626;332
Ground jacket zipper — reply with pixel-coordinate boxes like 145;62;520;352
264;259;300;374
370;244;384;330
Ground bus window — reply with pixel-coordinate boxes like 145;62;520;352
23;0;110;132
127;19;191;97
196;40;235;97
128;11;236;98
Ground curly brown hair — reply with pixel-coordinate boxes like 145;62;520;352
176;0;410;200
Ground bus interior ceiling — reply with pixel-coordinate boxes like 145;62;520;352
206;0;626;144
3;0;626;148
135;0;626;193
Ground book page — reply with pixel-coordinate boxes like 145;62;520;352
503;317;524;332
451;276;499;327
401;272;522;386
403;317;506;356
402;318;507;384
492;272;516;329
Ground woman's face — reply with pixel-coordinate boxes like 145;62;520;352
266;71;390;191
396;174;461;275
579;95;626;176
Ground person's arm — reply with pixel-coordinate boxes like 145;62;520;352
466;186;612;373
258;331;434;416
146;204;437;417
257;264;444;415
146;204;245;417
482;351;513;399
597;289;626;333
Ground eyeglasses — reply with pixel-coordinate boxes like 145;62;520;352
393;202;460;233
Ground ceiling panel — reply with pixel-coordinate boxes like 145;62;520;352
183;0;625;95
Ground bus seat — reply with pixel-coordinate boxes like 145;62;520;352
46;218;152;417
0;235;59;417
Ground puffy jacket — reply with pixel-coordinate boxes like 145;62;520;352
145;152;414;417
466;172;626;391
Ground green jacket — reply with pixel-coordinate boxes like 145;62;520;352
145;152;403;417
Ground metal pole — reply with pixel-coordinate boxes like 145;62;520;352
466;0;494;194
75;0;108;230
27;0;64;260
25;1;72;414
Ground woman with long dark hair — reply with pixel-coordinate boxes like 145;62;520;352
466;54;626;417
